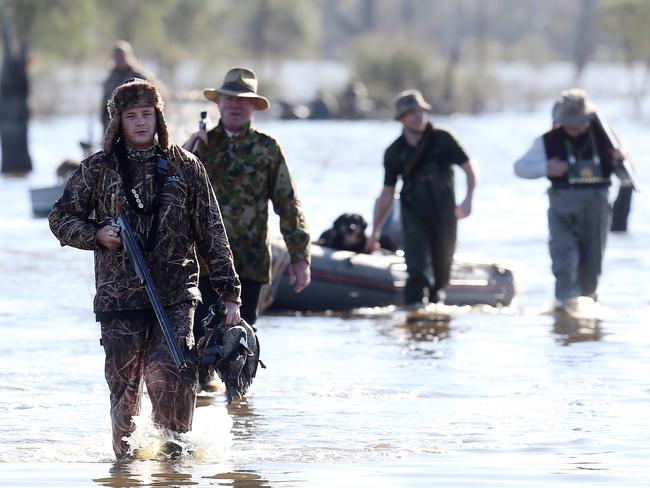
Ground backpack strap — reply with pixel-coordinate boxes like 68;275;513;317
402;123;435;182
144;155;168;252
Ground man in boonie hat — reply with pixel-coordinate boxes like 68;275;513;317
514;88;628;312
554;88;597;129
553;89;634;232
366;89;479;308
202;67;270;111
393;89;432;120
184;68;311;384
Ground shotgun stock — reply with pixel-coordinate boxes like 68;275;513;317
593;112;641;192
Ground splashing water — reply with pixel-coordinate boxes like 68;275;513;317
125;400;233;462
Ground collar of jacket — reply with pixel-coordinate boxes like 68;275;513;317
216;120;253;140
101;138;165;171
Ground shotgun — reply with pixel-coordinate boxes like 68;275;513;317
191;111;209;153
593;112;641;192
117;212;188;371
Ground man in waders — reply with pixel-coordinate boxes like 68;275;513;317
50;79;241;460
552;98;633;233
366;89;478;306
514;88;624;310
184;67;311;327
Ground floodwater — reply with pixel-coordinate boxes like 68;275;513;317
1;107;649;487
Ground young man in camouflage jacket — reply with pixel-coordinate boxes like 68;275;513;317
185;67;311;326
50;79;241;459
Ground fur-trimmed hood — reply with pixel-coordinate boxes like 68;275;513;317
103;78;170;154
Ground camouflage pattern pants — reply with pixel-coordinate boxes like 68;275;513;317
100;301;198;459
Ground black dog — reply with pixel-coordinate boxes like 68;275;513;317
316;212;368;253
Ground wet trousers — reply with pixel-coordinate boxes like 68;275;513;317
401;200;457;305
547;187;609;302
100;301;198;459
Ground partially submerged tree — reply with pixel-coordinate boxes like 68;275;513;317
0;0;97;174
0;7;31;175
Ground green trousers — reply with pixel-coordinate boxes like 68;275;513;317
547;187;609;302
401;187;457;305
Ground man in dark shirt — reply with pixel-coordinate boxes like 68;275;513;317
367;90;478;306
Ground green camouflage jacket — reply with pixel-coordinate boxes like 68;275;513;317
197;122;310;283
49;143;241;314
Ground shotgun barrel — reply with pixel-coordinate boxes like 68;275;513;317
117;213;188;371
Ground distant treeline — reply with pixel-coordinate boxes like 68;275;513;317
1;0;650;114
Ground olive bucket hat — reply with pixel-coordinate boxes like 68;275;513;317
555;88;597;128
203;67;270;111
394;89;432;120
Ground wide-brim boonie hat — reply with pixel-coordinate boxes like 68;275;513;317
204;67;270;111
394;89;432;120
555;88;597;128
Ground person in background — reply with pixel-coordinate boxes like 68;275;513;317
50;79;241;459
100;41;149;134
184;67;311;328
552;99;632;233
338;80;373;119
514;88;626;310
366;89;478;307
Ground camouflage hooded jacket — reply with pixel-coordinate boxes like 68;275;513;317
197;122;310;283
49;143;241;314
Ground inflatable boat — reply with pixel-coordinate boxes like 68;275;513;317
265;238;516;312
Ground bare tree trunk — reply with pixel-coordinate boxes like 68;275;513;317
400;0;416;24
624;59;648;117
326;0;375;39
250;0;272;60
359;0;376;33
440;0;463;114
573;0;599;80
0;10;32;175
470;1;489;113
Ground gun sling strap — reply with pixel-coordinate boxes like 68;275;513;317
115;139;169;251
401;122;436;182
